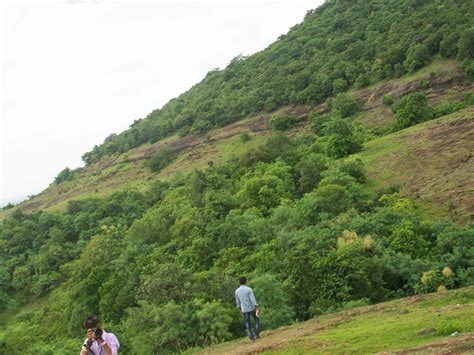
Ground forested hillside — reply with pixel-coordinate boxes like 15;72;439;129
1;0;473;353
80;0;474;164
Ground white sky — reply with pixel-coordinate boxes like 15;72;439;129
0;0;323;207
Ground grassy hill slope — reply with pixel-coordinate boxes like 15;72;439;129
2;60;472;223
198;286;474;354
360;107;474;224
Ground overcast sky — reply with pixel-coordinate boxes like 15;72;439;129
0;0;323;207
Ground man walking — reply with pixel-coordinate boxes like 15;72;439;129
235;276;260;342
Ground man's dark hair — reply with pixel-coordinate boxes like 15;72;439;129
84;315;100;329
239;277;247;285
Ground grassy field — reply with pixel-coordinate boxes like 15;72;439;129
198;286;474;354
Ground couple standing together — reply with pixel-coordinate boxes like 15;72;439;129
235;276;260;342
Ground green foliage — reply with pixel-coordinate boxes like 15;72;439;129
392;92;434;130
440;33;459;58
1;128;474;352
270;114;297;131
463;60;474;82
457;29;474;60
239;132;252;142
329;93;359;118
382;94;395;106
322;113;363;158
404;44;431;73
149;146;176;172
54;167;77;184
251;274;295;329
415;267;455;294
308;111;327;134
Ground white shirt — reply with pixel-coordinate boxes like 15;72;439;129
235;285;258;313
81;329;120;355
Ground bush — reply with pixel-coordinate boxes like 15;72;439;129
404;44;431;72
418;79;431;89
383;94;395;106
332;78;348;94
457;29;474;60
440;33;459;58
463;60;474;82
54;167;76;184
354;73;370;89
149;146;176;172
240;132;252;142
251;274;295;329
392;92;434;130
270;115;297;131
322;113;363;158
308;111;327;134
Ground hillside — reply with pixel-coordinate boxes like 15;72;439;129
2;60;472;222
199;286;474;354
361;107;474;224
1;0;474;354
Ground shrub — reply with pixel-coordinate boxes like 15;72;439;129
457;29;474;60
149;146;175;173
270;115;296;131
54;167;76;184
383;94;395;106
392;92;434;130
418;79;431;89
440;33;459;58
308;111;327;134
332;78;348;94
354;73;370;89
463;60;474;82
329;93;359;117
240;132;252;142
404;44;431;72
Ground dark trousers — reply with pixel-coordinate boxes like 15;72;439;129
242;309;260;340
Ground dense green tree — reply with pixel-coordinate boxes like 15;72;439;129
329;93;359;118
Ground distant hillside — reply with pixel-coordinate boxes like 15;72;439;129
2;60;471;223
80;0;474;164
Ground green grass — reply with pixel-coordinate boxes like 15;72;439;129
201;287;474;354
359;107;474;224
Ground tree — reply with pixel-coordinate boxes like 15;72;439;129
270;115;297;131
54;167;75;184
322;113;363;158
251;274;295;329
404;44;431;73
392;92;433;130
329;93;359;117
149;146;176;173
457;29;474;60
